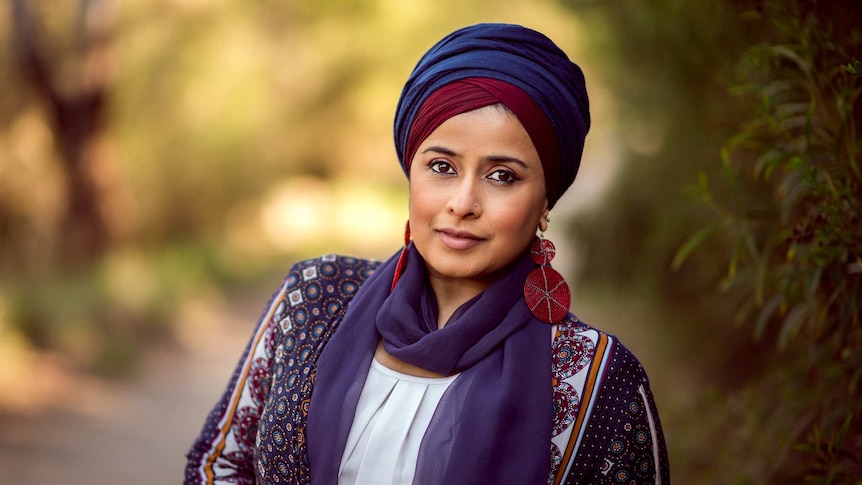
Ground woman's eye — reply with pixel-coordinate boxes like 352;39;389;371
429;160;456;174
488;169;518;184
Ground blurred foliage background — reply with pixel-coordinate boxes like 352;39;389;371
0;0;860;483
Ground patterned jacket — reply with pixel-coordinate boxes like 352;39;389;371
185;255;670;484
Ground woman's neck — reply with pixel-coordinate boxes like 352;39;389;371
427;274;489;329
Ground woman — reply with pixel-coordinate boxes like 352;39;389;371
186;23;670;485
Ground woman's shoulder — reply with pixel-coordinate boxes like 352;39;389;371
282;254;382;290
550;315;668;484
262;255;382;335
291;254;381;267
552;314;651;388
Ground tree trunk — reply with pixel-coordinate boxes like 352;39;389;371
9;0;115;266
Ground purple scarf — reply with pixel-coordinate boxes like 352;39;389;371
307;245;553;484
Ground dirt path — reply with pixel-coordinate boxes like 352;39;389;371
0;292;262;484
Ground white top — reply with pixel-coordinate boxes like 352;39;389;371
338;358;459;485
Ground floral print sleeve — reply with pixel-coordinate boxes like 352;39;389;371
184;273;285;485
550;318;670;485
184;255;379;485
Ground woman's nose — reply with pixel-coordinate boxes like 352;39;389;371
447;178;481;217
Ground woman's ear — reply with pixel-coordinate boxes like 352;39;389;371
538;202;550;233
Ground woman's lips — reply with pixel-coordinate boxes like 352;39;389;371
436;229;484;250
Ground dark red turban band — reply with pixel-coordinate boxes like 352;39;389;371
404;78;561;202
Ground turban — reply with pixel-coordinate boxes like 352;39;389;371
394;23;591;208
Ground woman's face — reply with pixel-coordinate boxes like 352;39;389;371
409;105;549;290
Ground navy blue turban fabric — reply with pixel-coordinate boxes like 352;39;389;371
394;23;591;208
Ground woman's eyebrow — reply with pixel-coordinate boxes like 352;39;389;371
484;155;528;168
422;145;458;156
421;146;530;169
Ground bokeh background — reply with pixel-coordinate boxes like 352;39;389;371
1;0;860;483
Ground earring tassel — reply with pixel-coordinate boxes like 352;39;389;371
391;221;411;292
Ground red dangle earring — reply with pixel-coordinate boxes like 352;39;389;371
391;220;411;292
523;219;571;324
